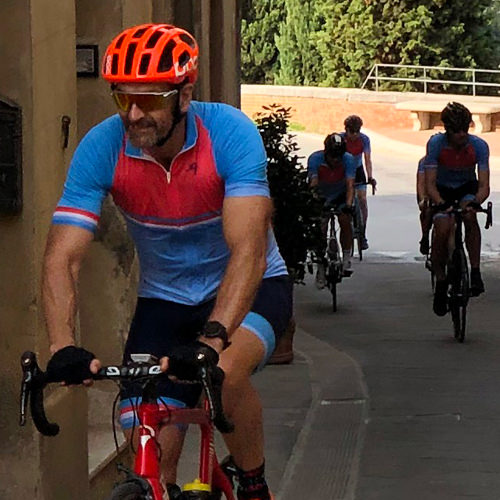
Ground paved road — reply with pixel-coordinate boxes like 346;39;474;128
266;131;500;499
293;259;500;499
181;131;500;499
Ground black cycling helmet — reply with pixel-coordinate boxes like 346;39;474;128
441;102;472;132
324;133;346;158
344;115;363;133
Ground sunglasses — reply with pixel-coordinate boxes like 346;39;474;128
111;89;179;112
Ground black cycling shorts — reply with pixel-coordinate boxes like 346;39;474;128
119;275;293;413
355;166;367;187
437;180;478;205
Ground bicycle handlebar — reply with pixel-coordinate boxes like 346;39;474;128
433;201;493;230
355;180;376;195
19;351;234;437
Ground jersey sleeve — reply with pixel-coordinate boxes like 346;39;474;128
307;151;322;180
424;134;443;170
472;136;490;172
53;115;123;232
198;103;270;198
361;133;371;154
343;153;357;179
417;157;426;174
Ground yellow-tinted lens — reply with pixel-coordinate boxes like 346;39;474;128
111;92;175;112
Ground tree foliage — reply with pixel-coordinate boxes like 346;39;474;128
255;104;323;282
240;0;284;83
241;0;500;89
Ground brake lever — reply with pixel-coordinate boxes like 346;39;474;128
200;366;234;434
486;201;493;229
19;351;59;436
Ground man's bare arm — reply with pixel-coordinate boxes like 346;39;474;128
346;178;355;206
42;225;94;354
364;151;373;179
476;169;490;204
206;196;272;342
417;172;427;202
425;169;443;205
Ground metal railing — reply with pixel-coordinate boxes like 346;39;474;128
361;64;500;96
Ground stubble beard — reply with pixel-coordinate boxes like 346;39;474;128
126;117;166;149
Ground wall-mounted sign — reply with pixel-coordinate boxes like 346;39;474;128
0;97;22;215
76;44;99;77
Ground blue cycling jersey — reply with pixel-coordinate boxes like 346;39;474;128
307;150;357;203
53;101;287;305
340;132;371;168
424;133;489;188
417;157;426;174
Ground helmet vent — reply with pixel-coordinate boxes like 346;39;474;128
133;28;148;38
146;30;163;48
111;54;119;75
124;43;137;74
178;50;190;67
115;33;127;49
139;54;151;75
158;40;175;72
179;33;196;48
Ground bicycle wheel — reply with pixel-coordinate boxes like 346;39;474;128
326;262;338;312
326;235;340;312
353;201;364;261
450;249;469;343
108;481;151;500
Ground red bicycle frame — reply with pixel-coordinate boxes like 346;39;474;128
134;399;235;500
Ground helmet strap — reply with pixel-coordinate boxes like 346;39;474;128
155;94;186;147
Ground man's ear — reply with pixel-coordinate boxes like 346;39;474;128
179;84;194;113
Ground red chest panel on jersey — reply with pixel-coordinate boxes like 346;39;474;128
345;137;364;156
111;117;224;225
318;161;345;184
438;144;477;170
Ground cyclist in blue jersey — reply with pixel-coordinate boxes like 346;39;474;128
42;24;290;500
417;157;432;255
307;133;357;288
341;115;376;250
425;102;490;316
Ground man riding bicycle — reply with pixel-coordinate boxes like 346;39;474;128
424;102;490;316
416;157;432;255
341;115;376;250
42;24;292;500
307;133;357;288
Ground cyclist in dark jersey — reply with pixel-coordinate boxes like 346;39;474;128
341;115;376;250
307;133;357;287
425;102;490;316
42;24;290;500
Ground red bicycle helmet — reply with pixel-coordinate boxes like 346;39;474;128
102;24;199;85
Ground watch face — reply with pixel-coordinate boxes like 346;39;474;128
204;321;225;336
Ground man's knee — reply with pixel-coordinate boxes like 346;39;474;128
219;328;266;382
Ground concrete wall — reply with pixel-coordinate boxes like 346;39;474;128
0;0;241;498
241;85;500;134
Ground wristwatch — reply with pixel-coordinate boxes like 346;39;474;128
201;321;231;349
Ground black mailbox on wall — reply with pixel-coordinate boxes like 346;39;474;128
0;97;22;215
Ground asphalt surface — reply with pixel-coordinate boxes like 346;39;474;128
180;130;500;499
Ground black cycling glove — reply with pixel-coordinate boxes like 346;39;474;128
168;340;219;382
341;205;354;215
46;346;95;385
434;201;453;212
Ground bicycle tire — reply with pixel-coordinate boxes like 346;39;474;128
353;201;364;261
450;249;469;343
330;268;337;312
108;481;151;500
